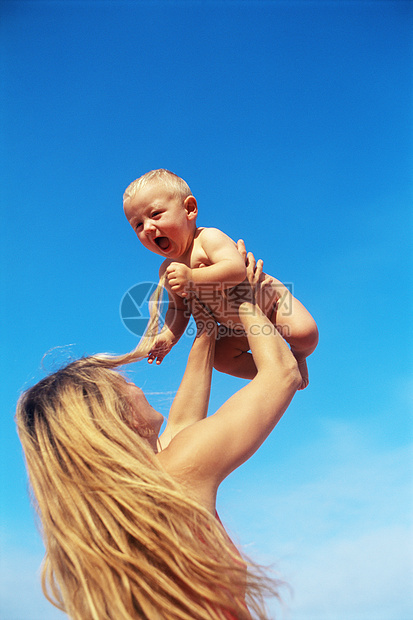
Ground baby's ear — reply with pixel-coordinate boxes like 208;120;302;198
184;195;197;220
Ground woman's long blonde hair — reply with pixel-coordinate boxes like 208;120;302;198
16;279;282;619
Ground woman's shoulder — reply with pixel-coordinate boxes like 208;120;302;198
157;445;217;515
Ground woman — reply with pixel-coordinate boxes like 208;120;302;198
16;246;301;620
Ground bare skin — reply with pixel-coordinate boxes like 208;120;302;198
123;182;318;388
159;300;300;514
128;250;302;516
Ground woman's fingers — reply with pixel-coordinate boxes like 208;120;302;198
252;257;264;286
246;252;265;291
245;251;256;280
235;240;271;311
236;239;247;264
236;240;268;307
237;241;263;283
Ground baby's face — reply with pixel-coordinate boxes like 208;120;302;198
123;183;197;259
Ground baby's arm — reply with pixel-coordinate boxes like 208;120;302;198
147;297;190;365
166;228;247;297
147;265;190;365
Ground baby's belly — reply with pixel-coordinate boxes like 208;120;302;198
194;285;242;330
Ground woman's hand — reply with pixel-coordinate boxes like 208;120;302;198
223;239;274;316
236;239;278;317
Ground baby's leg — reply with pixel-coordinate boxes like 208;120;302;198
214;330;257;379
268;279;318;389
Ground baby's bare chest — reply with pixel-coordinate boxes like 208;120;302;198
187;238;210;269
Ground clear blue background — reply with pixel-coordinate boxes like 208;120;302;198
1;1;412;618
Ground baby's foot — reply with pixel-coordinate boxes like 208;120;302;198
294;355;309;390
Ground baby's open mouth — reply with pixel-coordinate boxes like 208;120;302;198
155;237;171;251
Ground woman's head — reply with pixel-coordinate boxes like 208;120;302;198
15;356;170;617
17;357;163;461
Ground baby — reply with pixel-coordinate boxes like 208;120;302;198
123;169;318;388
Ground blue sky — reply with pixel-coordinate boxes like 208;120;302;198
1;1;412;618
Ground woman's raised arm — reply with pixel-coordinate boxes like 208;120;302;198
159;254;301;507
159;301;217;450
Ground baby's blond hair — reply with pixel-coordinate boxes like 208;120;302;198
123;169;192;204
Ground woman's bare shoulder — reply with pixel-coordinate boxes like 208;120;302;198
156;442;217;514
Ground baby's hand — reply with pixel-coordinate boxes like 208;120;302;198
166;263;193;298
147;331;175;365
